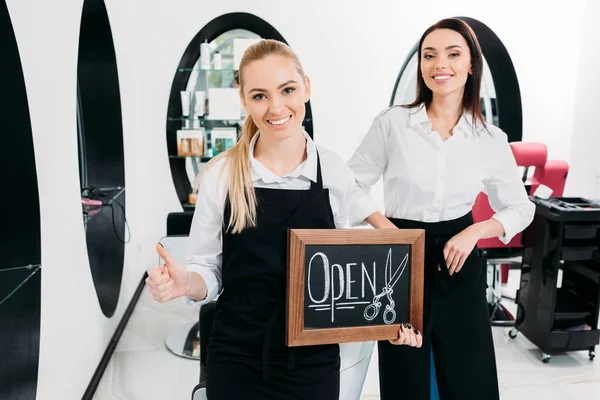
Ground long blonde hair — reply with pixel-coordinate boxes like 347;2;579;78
194;39;306;233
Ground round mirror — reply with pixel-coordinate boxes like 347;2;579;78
166;12;315;210
76;0;127;318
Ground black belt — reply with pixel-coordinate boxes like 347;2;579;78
426;236;454;295
389;214;474;295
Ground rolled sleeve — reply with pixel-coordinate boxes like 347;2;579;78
183;160;227;305
348;187;380;227
483;131;536;244
346;116;389;226
185;264;220;306
491;206;534;244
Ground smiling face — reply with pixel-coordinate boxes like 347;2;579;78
239;54;310;140
420;28;472;99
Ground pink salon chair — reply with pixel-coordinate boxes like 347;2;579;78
473;142;548;326
530;159;569;197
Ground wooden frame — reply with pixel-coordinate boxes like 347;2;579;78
286;229;425;347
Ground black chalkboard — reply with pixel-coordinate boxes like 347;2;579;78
303;244;410;329
287;228;424;347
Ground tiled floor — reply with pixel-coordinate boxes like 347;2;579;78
93;270;600;399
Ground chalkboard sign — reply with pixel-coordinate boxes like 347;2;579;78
287;229;425;347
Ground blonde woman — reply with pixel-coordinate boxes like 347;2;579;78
146;39;422;399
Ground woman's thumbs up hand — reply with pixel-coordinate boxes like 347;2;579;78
146;243;190;302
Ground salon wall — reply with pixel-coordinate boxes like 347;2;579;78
6;0;145;399
564;0;600;198
130;0;589;218
3;0;594;399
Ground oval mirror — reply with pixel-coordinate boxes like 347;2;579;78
76;0;127;318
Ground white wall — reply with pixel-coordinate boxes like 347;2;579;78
131;0;590;215
5;0;596;398
564;0;600;197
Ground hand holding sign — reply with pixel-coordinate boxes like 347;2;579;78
146;243;190;302
390;323;423;347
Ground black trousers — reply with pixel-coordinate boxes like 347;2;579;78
206;359;340;400
381;215;500;400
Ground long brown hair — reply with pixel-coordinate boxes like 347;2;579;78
404;18;485;129
193;39;306;233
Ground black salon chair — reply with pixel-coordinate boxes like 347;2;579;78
191;300;217;399
163;212;202;360
166;211;195;236
159;212;217;400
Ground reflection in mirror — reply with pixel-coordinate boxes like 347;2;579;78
392;51;499;128
181;29;261;189
480;57;498;126
167;14;316;209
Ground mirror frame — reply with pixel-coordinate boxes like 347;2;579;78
76;0;126;318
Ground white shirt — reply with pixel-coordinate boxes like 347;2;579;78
186;130;379;305
347;105;535;244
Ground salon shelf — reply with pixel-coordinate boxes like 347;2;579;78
167;117;312;124
177;67;236;73
553;288;592;323
169;155;213;162
562;260;600;284
167;117;243;123
0;263;41;307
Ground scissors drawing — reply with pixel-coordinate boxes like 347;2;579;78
363;249;409;324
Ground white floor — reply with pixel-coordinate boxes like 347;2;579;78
93;270;600;400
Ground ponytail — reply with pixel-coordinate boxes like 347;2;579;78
192;115;258;233
225;116;258;233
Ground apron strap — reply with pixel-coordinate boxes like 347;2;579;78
310;152;324;190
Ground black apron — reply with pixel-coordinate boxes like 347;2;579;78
205;153;340;400
378;212;500;400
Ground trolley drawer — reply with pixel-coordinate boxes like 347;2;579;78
564;223;600;240
549;329;600;351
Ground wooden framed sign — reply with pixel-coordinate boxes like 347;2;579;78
286;229;425;347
